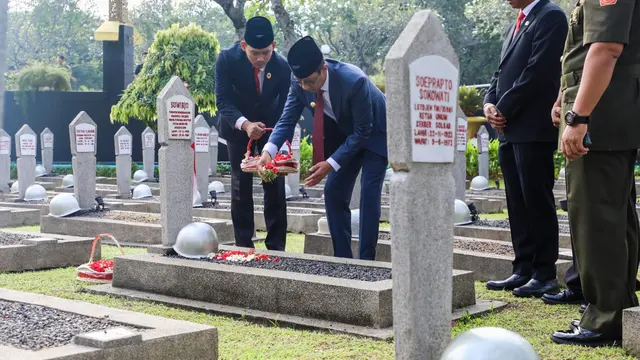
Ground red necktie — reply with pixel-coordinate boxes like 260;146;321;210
254;67;261;95
312;90;325;165
513;11;526;38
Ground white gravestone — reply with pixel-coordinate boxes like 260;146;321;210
142;127;156;180
193;115;210;202
15;125;37;200
385;10;458;359
209;127;219;176
349;170;362;210
287;124;302;195
477;126;490;180
455;113;468;200
114;126;133;199
69;112;98;209
0;129;11;193
40;128;54;175
157;76;195;247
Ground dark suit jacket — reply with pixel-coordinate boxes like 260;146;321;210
215;42;291;142
267;59;387;167
484;0;568;143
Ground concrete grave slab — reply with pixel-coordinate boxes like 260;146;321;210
454;224;572;249
0;207;41;227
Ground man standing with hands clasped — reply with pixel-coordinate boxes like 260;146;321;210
256;36;388;261
550;0;640;347
215;16;291;251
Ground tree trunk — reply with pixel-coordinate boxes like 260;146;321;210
270;0;297;56
0;0;8;130
213;0;247;41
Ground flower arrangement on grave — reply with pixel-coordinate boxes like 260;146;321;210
76;234;125;283
208;249;279;263
241;129;298;181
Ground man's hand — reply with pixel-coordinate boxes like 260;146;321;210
561;124;589;160
551;105;562;128
256;151;273;177
304;162;333;187
242;121;266;140
483;104;506;133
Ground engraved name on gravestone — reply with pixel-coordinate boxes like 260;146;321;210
193;116;210;202
477;126;489;180
287;124;302;194
385;10;458;360
209;127;219;176
40;128;54;175
157;76;195;247
114;126;133;199
69;112;98;209
142;127;156;180
455;113;468;200
15;125;37;200
0;129;11;192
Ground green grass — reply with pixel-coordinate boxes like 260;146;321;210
0;227;636;359
480;209;568;221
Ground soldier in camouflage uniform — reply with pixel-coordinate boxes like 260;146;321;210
550;0;640;347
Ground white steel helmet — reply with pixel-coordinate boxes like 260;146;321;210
133;170;149;183
441;327;540;360
208;181;225;194
173;222;219;259
351;209;360;238
384;168;394;181
559;167;566;179
24;184;47;201
132;184;153;200
317;217;329;234
454;199;473;226
285;184;293;200
470;176;490;191
35;165;47;177
10;181;19;194
193;190;203;208
48;193;81;218
62;174;74;188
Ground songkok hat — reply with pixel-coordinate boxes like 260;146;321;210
287;36;324;79
244;16;274;49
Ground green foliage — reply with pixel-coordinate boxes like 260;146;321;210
554;151;566;178
110;24;221;126
299;135;313;179
14;62;72;91
466;139;501;180
458;86;483;116
10;164;17;180
51;165;73;175
217;162;231;176
466;141;478;178
369;72;386;93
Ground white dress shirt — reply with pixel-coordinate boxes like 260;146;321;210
522;0;540;18
235;66;265;130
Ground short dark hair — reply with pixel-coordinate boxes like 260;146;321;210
58;55;65;60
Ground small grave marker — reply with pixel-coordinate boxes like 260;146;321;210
287;124;302;194
142;127;156;179
15;125;37;200
455;113;468;200
209;127;219;176
114;126;133;199
40;128;54;175
69;112;98;208
0;129;11;192
477;126;489;180
193;115;210;201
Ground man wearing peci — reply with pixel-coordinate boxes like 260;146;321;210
482;0;568;297
256;36;388;260
215;16;291;251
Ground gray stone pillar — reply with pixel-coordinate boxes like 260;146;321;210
209;126;219;176
142;126;156;179
40;128;54;175
477;126;489;180
385;10;458;359
287;124;302;194
0;129;11;192
69;112;97;209
193;115;210;201
15;125;37;200
455;112;468;200
157;76;195;247
114;126;133;199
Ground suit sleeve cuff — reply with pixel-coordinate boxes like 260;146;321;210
263;143;278;158
235;117;248;130
327;157;341;171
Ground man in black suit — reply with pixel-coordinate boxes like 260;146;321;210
483;0;568;297
215;16;291;250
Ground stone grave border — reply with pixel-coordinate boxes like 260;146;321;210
0;207;41;227
0;288;217;360
454;224;572;249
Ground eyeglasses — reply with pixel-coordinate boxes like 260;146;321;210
295;72;321;86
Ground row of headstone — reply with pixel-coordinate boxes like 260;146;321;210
0;127;54;180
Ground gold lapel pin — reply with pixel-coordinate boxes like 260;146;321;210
266;72;272;79
310;102;316;109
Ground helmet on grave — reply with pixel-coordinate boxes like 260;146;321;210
48;193;81;218
351;209;360;238
133;170;149;183
35;165;47;177
62;174;74;188
132;184;153;200
208;181;225;194
285;184;293;200
440;327;539;360
10;181;19;194
193;189;203;208
317;216;329;234
173;222;219;259
470;176;490;191
385;168;394;181
559;167;566;179
454;199;472;226
24;184;47;201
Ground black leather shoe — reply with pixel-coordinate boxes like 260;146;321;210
551;326;621;347
486;274;531;291
579;302;588;314
513;279;560;298
541;288;585;305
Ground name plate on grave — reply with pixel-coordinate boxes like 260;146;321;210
409;55;459;163
75;123;96;153
144;133;155;149
20;134;37;156
118;134;132;155
480;133;489;153
291;128;301;150
194;127;209;153
166;95;194;140
43;134;54;149
0;136;10;155
456;118;468;152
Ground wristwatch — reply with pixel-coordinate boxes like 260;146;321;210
564;110;589;126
